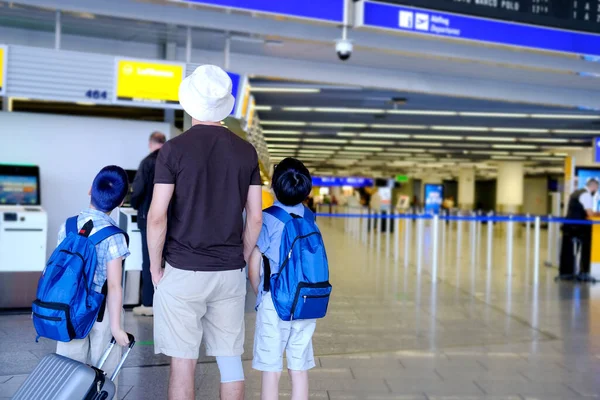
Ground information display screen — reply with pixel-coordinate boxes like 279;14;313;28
383;0;600;33
312;176;374;188
0;175;39;206
575;167;600;189
424;183;444;214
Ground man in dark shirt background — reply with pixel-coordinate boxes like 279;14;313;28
130;131;166;316
147;65;262;400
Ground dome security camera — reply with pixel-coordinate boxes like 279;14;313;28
335;39;353;61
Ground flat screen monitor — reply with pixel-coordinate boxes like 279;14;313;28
575;167;600;189
122;169;137;207
424;183;444;214
0;164;41;206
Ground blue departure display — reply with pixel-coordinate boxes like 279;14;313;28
312;177;374;188
424;184;444;214
357;1;600;56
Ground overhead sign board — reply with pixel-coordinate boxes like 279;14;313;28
595;137;600;164
0;46;6;96
355;0;600;57
173;0;346;23
114;58;185;107
313;176;374;188
395;174;409;183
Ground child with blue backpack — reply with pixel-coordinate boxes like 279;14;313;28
34;166;131;391
249;158;331;400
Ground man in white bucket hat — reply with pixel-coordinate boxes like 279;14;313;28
147;65;263;400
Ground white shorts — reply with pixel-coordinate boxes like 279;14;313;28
252;293;317;372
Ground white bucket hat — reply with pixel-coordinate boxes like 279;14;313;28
178;65;235;122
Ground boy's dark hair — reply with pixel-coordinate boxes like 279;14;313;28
91;166;129;212
272;158;312;206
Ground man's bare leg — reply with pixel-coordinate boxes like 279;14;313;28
169;358;196;400
221;381;244;400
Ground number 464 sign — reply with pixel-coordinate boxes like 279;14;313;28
85;90;108;100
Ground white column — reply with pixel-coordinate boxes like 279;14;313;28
496;162;524;214
458;168;475;211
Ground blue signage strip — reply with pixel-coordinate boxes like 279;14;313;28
177;0;345;23
595;137;600;164
227;72;241;117
313;176;374;188
356;0;600;57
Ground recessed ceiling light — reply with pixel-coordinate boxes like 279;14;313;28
398;141;443;147
412;135;463;140
492;144;538;149
267;138;301;142
466;136;517;142
446;143;489;148
432;126;489;132
304;138;348;144
520;138;570;143
370;124;427;130
337;132;358;137
359;133;411;139
387;149;426;153
268;144;299;149
458;112;529;118
531;157;563;161
351;140;395;145
470;150;510;155
263;130;303;135
301;145;342;150
310;122;368;128
531;114;600;119
254;105;272;111
314;107;385;113
297;150;335;154
344;146;384;151
491;128;550;133
261;121;307;126
251;88;321;93
491;155;528;160
551;129;600;134
387;110;458;116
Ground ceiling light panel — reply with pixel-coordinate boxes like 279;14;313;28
261;121;307;126
432;126;489;132
370;124;427;130
267;138;301;142
268;144;299;149
552;129;600;134
466;136;517;142
310;122;368;128
344;146;384;151
520;138;570;143
359;133;410;139
254;105;272;111
531;114;600;119
398;141;443;147
337;132;358;137
263;130;303;135
301;145;342;150
387;110;458;116
458;112;528;118
491;128;549;133
490;155;528;160
314;107;385;113
492;144;538;149
304;138;348;144
251;88;320;93
412;135;463;140
351;140;395;145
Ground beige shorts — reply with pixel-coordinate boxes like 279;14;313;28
154;263;247;359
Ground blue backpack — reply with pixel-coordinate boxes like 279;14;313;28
32;216;128;342
262;206;331;321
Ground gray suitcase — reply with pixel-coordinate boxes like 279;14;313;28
12;333;135;400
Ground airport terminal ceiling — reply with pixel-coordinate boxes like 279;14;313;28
250;78;599;179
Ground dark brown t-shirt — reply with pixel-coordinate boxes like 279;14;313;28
154;125;261;271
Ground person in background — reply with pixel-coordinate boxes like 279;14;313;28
147;65;262;400
558;178;600;282
56;166;131;396
130;131;166;317
248;158;318;400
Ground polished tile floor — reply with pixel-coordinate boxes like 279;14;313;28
2;217;600;399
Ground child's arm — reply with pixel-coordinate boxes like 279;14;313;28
106;257;130;347
248;247;261;296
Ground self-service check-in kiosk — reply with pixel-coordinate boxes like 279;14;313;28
0;165;48;308
118;169;143;306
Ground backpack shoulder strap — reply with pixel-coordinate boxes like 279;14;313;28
89;225;130;247
66;216;79;235
264;206;293;225
303;206;316;223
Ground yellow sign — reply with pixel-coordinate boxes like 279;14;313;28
0;46;5;95
115;59;184;105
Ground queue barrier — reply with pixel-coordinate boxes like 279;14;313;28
314;205;597;285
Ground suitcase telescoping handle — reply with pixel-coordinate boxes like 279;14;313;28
96;333;136;381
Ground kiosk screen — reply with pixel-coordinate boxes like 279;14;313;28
0;166;40;206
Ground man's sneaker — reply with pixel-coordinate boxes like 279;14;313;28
132;305;154;316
